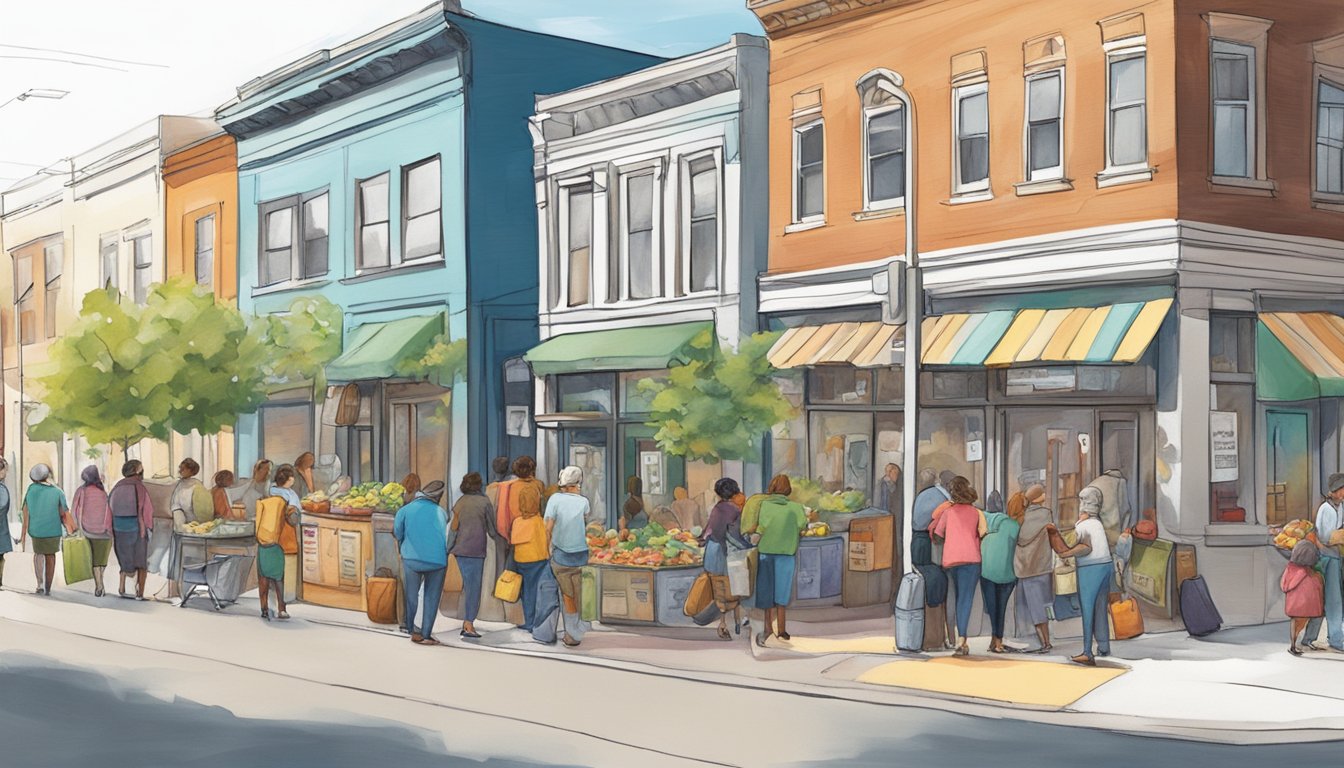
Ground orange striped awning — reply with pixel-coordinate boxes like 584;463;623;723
767;322;905;369
983;299;1173;366
1258;313;1344;400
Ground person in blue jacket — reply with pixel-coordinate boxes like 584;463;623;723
394;480;449;646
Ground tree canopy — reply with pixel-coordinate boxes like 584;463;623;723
637;330;796;464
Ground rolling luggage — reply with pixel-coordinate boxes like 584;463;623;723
1108;592;1144;640
894;570;925;652
1180;575;1222;637
61;535;93;586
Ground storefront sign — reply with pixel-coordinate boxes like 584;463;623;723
301;525;319;583
1210;411;1239;482
1005;366;1077;394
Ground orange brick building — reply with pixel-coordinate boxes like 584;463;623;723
751;0;1344;626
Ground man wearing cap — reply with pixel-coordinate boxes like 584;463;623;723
545;466;595;647
1306;473;1344;651
394;480;449;646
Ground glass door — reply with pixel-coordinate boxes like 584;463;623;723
561;426;612;528
620;424;684;523
1267;408;1311;527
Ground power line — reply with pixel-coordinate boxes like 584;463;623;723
0;42;167;69
0;54;130;72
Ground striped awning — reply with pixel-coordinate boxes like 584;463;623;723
768;322;904;369
922;299;1172;367
1258;312;1344;400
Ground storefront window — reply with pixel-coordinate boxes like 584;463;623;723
808;367;873;405
565;428;609;526
391;399;451;486
1004;409;1093;527
927;370;987;401
1210;315;1255;374
1266;409;1310;528
874;412;904;514
622;424;685;518
260;402;313;466
918;408;985;499
875;366;904;404
810;411;874;498
620;370;668;416
771;374;807;481
557;373;613;414
1003;365;1151;397
1210;383;1254;523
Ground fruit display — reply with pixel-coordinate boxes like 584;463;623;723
329;482;407;514
586;520;703;568
181;519;254;537
788;476;867;516
301;490;331;514
802;521;831;538
183;518;223;535
1272;519;1318;551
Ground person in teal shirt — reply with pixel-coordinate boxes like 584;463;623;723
754;475;808;647
979;509;1021;653
394;480;449;645
21;463;73;596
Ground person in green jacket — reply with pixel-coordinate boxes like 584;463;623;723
979;508;1022;653
754;475;808;647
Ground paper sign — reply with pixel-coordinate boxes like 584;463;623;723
965;439;983;462
1210;411;1239;482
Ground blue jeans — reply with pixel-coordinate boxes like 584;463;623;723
1078;562;1113;659
403;564;446;639
457;556;485;623
948;563;981;638
516;559;550;630
1306;556;1344;649
979;578;1016;639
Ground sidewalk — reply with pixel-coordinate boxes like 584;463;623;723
11;560;1344;745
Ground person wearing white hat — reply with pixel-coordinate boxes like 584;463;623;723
1306;473;1344;651
545;465;594;647
20;464;74;595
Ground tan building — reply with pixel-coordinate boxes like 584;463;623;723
751;0;1344;627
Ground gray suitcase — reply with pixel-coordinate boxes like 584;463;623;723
894;570;925;652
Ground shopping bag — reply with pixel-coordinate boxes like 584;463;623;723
683;571;713;617
494;568;522;603
727;547;752;597
62;535;93;585
1053;554;1077;595
365;573;399;625
580;567;598;622
1109;592;1144;640
255;497;287;547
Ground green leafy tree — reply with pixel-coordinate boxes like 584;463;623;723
638;330;796;464
251;295;343;399
395;334;467;425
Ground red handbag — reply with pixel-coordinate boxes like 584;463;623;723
1133;519;1158;541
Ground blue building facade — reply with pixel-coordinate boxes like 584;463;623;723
218;3;660;494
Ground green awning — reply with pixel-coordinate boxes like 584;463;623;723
326;313;443;382
524;321;712;376
1257;315;1344;401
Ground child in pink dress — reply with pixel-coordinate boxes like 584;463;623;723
1282;539;1325;656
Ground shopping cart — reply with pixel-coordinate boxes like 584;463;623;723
181;553;256;611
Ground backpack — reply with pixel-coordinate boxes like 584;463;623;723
495;480;517;540
256;496;288;547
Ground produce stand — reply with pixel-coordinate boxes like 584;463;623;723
174;521;258;598
587;521;705;627
300;481;405;614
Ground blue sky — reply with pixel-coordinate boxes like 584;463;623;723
0;0;762;175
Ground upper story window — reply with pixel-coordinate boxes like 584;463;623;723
402;156;442;263
857;73;905;210
1319;79;1344;195
131;234;152;305
14;254;35;345
790;86;825;227
259;190;329;287
1313;34;1344;204
561;182;593;308
194;214;215;287
99;234;118;291
1098;12;1151;186
682;153;719;294
356;173;391;271
950;49;990;198
1026;71;1064;181
620;166;662;300
1205;13;1272;186
43;241;62;339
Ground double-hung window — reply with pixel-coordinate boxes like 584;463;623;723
683;154;719;294
259;190;329;287
621;167;661;300
356;173;391;271
1318;79;1344;195
794;121;825;222
401;156;442;263
99;234;118;291
194;214;215;287
953;84;990;194
1106;51;1148;169
562;184;593;308
1025;71;1064;180
1211;40;1255;178
14;254;34;345
43;242;61;339
863;106;904;208
131;234;152;305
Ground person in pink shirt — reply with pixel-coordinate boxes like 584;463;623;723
932;476;987;656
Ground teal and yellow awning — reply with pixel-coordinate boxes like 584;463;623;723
922;299;1172;367
1258;312;1344;401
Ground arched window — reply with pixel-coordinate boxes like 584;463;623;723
857;72;907;210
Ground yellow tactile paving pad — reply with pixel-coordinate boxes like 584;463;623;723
857;656;1126;707
765;635;898;654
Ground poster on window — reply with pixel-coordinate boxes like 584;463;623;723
640;451;665;496
1210;410;1239;482
506;406;530;438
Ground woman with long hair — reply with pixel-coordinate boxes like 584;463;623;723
71;465;113;597
931;476;986;657
293;452;317;500
239;459;273;521
701;477;752;640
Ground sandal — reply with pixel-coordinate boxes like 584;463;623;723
778;631;791;641
260;610;271;621
755;632;769;648
717;626;731;641
953;645;970;657
1289;645;1304;657
277;611;290;620
460;630;482;639
419;637;442;647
